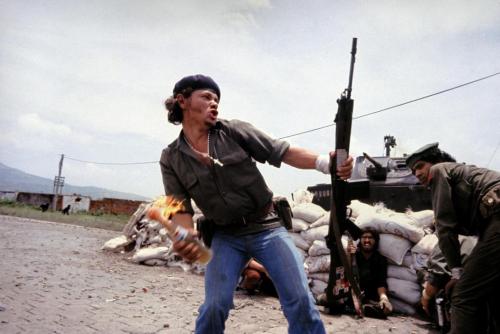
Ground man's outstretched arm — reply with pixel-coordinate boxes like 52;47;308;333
282;146;353;180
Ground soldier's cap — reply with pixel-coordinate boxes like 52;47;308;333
173;74;220;99
405;142;440;170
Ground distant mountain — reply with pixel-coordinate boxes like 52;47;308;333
0;162;150;201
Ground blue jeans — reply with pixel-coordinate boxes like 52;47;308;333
195;226;325;334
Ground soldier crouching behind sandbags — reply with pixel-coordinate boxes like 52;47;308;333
347;228;393;319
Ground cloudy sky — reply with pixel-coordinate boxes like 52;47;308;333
1;0;499;200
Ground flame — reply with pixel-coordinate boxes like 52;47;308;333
151;195;185;220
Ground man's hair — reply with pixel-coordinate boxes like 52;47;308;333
164;88;193;125
360;228;380;250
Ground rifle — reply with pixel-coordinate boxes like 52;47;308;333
323;38;363;316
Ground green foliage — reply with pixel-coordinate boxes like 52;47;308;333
0;199;26;207
0;202;128;231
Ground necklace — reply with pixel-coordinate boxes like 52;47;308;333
184;132;224;167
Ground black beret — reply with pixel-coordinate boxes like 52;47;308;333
173;74;220;99
406;142;439;169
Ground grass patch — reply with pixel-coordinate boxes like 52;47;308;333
0;200;129;231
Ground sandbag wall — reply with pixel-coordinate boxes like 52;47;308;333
289;193;436;315
102;202;206;274
102;190;437;315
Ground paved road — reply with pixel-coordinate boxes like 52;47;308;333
0;215;439;334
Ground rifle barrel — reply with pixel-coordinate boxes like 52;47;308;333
346;37;357;99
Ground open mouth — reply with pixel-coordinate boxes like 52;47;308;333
208;110;218;119
362;242;371;247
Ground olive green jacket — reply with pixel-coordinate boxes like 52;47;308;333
426;235;477;288
430;162;500;269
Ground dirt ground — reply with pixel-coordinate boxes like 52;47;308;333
0;215;439;334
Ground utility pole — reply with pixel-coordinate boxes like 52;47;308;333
384;135;396;157
52;154;65;211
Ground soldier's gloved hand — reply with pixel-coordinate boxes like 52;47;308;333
379;294;393;315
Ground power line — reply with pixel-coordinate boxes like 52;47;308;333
278;124;334;140
279;71;500;139
354;71;500;120
65;156;158;165
64;71;499;164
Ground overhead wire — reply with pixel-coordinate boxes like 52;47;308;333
65;156;158;165
353;71;500;120
279;71;500;139
65;72;500;164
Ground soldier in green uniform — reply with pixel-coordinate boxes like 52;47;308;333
406;143;500;334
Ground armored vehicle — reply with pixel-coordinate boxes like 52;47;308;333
307;136;432;212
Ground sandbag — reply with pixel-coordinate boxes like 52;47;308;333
143;259;167;266
301;225;329;243
378;234;412;266
310;279;327;297
411;234;438;255
131;246;170;263
310;214;329;228
405;209;434;229
401;252;414;268
291;189;314;205
387;265;418;282
412;252;428;271
387;277;421;305
307;235;349;255
308;240;330;257
295;247;307;261
308;272;329;283
388;252;414;268
355;211;425;243
292;202;326;223
348;200;377;219
289;232;312;251
102;235;132;252
291;217;310;232
117;197;204;272
122;203;150;237
391;297;417;315
305;254;330;273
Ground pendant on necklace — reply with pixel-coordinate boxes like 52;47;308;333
211;157;224;167
184;134;223;167
207;131;223;167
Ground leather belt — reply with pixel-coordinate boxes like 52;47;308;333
231;201;276;225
